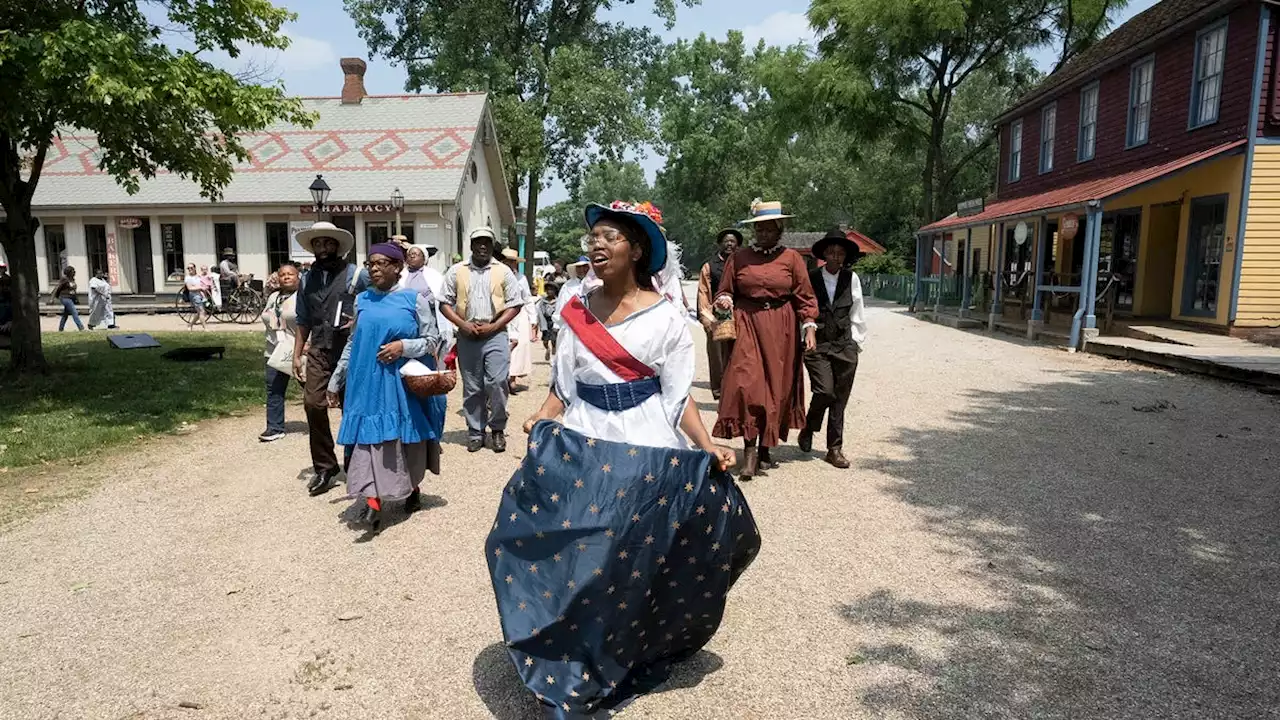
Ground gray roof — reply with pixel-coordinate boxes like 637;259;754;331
32;93;492;208
780;231;826;251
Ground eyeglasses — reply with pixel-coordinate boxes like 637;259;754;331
581;229;630;251
364;258;398;269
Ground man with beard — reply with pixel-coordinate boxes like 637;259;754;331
441;227;522;453
292;222;360;495
697;228;742;399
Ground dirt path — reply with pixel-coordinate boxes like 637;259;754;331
3;306;1278;720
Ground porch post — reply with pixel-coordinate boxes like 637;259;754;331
1031;215;1047;323
961;226;973;318
912;233;924;312
989;222;1005;331
933;234;943;315
1071;204;1103;349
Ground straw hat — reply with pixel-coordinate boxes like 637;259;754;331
739;198;794;225
501;248;521;262
294;221;355;256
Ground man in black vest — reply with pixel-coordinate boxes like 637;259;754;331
799;230;867;469
697;228;742;400
292;221;361;495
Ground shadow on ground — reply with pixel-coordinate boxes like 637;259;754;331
472;642;724;719
843;369;1280;718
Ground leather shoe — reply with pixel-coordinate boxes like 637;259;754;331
307;468;338;496
825;449;851;469
759;447;780;470
798;429;814;453
740;446;759;481
467;437;484;453
357;503;380;530
404;489;421;515
492;432;507;453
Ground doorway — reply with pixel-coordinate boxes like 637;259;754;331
132;224;155;294
1181;195;1227;317
1140;202;1181;318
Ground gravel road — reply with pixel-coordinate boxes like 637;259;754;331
3;304;1278;720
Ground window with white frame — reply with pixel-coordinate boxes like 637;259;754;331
1008;120;1023;182
1040;103;1056;173
1127;57;1154;147
1191;23;1227;128
1079;82;1099;161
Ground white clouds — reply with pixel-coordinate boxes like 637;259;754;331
740;11;816;50
201;31;338;88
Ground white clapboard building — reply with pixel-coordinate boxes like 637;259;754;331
21;58;514;297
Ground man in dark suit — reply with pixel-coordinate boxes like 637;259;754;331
798;230;867;469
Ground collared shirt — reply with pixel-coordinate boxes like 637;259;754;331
821;268;868;348
441;260;523;322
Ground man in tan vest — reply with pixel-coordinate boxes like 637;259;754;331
441;227;523;453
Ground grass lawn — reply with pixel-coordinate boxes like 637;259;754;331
0;331;284;472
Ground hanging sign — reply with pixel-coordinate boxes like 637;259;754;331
957;198;985;217
300;203;395;214
106;232;119;286
289;221;316;261
1060;213;1080;241
1014;221;1029;245
117;217;143;229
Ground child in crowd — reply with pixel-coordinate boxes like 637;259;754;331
536;283;559;361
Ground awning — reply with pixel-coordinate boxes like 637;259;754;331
920;139;1246;234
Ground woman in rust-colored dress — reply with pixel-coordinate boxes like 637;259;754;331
713;200;818;480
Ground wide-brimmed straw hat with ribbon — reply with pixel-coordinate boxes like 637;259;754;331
583;200;668;274
739;198;794;225
294;221;355;256
811;229;863;266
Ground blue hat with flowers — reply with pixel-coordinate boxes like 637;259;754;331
583;201;668;274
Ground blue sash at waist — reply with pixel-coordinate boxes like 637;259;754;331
577;377;660;412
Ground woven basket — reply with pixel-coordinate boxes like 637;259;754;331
711;316;737;342
403;371;457;398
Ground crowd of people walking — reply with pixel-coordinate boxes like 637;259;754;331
264;193;866;718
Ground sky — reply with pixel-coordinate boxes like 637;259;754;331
208;0;1160;205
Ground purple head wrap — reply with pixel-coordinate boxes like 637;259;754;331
368;242;405;263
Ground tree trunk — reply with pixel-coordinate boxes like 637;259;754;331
524;171;541;283
0;207;48;373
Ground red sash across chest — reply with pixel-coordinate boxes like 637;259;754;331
559;296;656;382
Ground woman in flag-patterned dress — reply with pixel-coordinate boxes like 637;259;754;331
485;200;761;718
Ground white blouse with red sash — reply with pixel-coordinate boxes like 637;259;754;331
553;293;695;449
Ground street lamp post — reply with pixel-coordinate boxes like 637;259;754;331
309;174;330;220
390;187;405;237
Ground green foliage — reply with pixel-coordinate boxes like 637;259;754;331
854;252;911;277
806;0;1124;222
539;160;653;264
0;0;314;372
346;0;687;265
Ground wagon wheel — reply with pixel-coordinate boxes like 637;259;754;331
174;294;192;325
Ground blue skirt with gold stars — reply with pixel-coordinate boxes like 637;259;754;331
485;421;761;718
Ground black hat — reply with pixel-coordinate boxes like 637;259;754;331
716;228;744;243
811;229;863;266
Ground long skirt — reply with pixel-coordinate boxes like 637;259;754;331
89;295;114;327
345;439;439;501
509;309;534;378
485;421;761;718
713;303;807;447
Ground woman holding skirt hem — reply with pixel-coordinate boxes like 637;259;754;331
485;200;760;718
328;242;445;530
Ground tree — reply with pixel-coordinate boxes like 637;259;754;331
346;0;685;278
0;1;312;373
539;159;652;263
807;0;1123;223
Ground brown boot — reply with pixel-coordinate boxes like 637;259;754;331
825;448;851;469
741;446;759;481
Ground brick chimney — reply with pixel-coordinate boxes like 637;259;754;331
340;58;367;104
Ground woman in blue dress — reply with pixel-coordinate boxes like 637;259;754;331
485;201;761;718
328;243;446;530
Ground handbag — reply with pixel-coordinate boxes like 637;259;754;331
266;341;295;375
711;307;737;342
400;358;456;398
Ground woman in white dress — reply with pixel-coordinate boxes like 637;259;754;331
485;200;759;718
87;269;116;330
501;248;538;392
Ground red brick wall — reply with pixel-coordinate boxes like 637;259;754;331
997;2;1261;200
